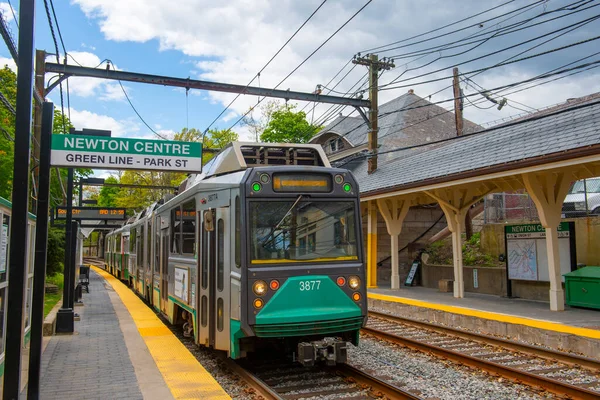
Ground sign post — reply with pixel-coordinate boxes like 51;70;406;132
51;134;203;172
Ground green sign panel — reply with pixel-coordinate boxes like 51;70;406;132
505;222;570;238
50;134;202;172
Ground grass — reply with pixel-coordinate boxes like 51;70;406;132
44;273;64;318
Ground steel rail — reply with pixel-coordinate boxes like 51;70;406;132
336;363;423;400
362;324;600;400
226;359;283;400
369;310;600;371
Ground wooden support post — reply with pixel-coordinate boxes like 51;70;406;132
377;197;411;290
523;171;573;311
425;186;493;298
367;201;378;288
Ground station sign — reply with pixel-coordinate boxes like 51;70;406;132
50;134;202;172
54;207;128;221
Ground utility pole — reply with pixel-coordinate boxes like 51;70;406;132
32;49;46;212
353;54;394;174
452;67;463;137
452;67;473;240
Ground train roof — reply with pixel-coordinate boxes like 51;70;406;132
177;142;331;193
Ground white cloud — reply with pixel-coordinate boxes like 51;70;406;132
72;0;600;130
68;107;141;137
48;51;125;101
0;2;16;24
99;82;126;102
0;56;16;72
221;111;237;123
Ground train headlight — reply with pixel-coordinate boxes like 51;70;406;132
253;298;264;309
348;276;360;289
253;280;267;296
352;292;361;301
336;276;346;286
270;280;280;290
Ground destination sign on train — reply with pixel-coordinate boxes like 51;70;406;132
55;207;128;221
50;134;203;172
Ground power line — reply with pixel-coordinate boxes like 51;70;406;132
387;0;599;62
380;33;600;91
360;0;523;54
381;15;600;90
204;0;328;133
227;0;373;131
116;76;168;140
6;0;17;28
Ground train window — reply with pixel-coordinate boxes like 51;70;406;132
201;295;207;327
235;196;241;268
181;200;196;255
201;220;208;290
147;221;152;270
171;207;181;254
249;200;359;264
1;213;9;282
116;234;122;252
130;228;136;253
217;298;224;332
138;227;144;268
154;217;160;274
217;218;224;292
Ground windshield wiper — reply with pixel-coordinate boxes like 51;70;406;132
261;195;303;248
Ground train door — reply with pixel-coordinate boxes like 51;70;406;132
197;209;214;347
160;228;169;313
197;207;230;350
214;207;230;351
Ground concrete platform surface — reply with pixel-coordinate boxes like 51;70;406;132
21;269;229;399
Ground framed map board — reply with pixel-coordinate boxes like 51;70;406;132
505;222;575;282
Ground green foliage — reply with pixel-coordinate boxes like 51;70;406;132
47;227;65;276
425;232;497;267
0;66;16;200
97;176;120;207
260;104;321;144
46;272;64;290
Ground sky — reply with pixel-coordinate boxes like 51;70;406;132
1;0;599;173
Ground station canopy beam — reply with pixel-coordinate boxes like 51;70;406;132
44;63;371;108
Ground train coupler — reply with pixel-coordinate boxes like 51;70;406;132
296;339;347;366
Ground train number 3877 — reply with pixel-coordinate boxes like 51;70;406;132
299;280;321;291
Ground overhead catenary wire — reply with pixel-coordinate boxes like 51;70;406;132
227;0;373;132
360;0;523;54
204;0;328;134
380;16;600;90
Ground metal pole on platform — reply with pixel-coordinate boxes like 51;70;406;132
3;0;35;398
56;166;75;332
27;102;54;399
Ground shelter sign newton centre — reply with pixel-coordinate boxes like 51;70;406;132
50;134;203;172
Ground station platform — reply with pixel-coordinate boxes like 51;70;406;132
27;267;230;400
367;286;600;359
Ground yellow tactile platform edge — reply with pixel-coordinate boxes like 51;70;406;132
92;266;231;400
368;292;600;340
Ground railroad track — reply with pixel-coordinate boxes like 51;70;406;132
233;358;423;400
365;310;600;399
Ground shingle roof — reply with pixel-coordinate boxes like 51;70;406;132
347;100;600;195
312;92;480;161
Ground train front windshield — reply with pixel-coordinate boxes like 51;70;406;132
249;199;358;264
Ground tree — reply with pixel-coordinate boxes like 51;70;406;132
260;104;322;144
242;100;281;142
0;65;86;207
173;127;238;164
97;176;120;207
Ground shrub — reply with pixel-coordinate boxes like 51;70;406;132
46;227;65;276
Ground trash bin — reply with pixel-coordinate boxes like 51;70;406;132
564;266;600;310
